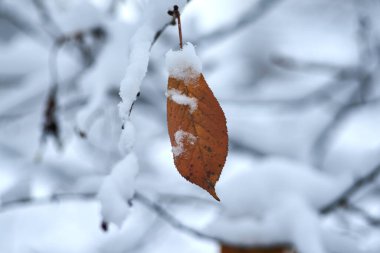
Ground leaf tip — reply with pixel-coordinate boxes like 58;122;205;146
208;187;220;202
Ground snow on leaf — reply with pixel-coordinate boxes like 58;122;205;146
166;89;198;113
165;42;202;84
166;43;228;201
172;130;197;157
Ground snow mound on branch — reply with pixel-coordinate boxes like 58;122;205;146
98;0;189;228
165;42;202;83
97;153;139;227
118;25;154;122
207;195;325;253
217;157;345;217
206;156;349;253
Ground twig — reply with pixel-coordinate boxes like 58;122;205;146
107;0;120;15
150;1;192;49
0;190;289;248
2;184;380;247
134;192;223;243
131;2;192;115
196;0;283;44
346;203;380;226
150;21;173;49
167;5;183;49
311;9;379;168
0;192;96;212
134;192;291;249
221;71;355;110
271;55;345;73
321;163;380;214
311;87;360;168
36;40;66;159
31;0;62;38
174;6;183;49
49;41;64;88
0;1;46;42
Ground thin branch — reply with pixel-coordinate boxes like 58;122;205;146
0;190;289;248
150;21;173;49
134;192;224;243
173;5;183;49
271;55;346;73
221;71;355;110
0;2;46;43
311;9;380;168
311;87;360;168
157;193;220;207
31;0;62;38
196;0;283;44
0;192;96;212
107;0;121;15
134;192;291;249
346;203;380;226
132;2;193;115
2;184;380;247
321;163;380;214
150;0;191;50
49;41;64;88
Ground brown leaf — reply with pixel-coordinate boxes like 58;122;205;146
221;245;295;253
167;74;228;200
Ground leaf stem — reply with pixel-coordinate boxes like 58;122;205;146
173;5;183;49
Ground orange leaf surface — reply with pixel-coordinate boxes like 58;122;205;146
167;73;228;200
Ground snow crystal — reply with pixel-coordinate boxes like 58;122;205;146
166;89;198;113
97;153;139;227
172;130;197;157
165;42;202;83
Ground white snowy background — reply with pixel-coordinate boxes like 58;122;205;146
1;0;380;252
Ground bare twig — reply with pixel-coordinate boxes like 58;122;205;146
321;163;380;214
150;1;192;49
150;21;174;49
107;0;120;15
0;192;96;212
0;190;289;248
346;203;380;226
271;55;345;73
134;192;223;243
196;0;283;44
2;182;380;247
173;5;183;49
311;87;360;167
31;0;62;38
134;192;291;249
311;8;380;168
221;71;355;110
49;41;64;88
0;1;46;42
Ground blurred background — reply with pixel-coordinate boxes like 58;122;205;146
1;0;380;252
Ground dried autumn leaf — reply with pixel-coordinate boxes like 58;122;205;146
166;43;228;200
221;245;295;253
